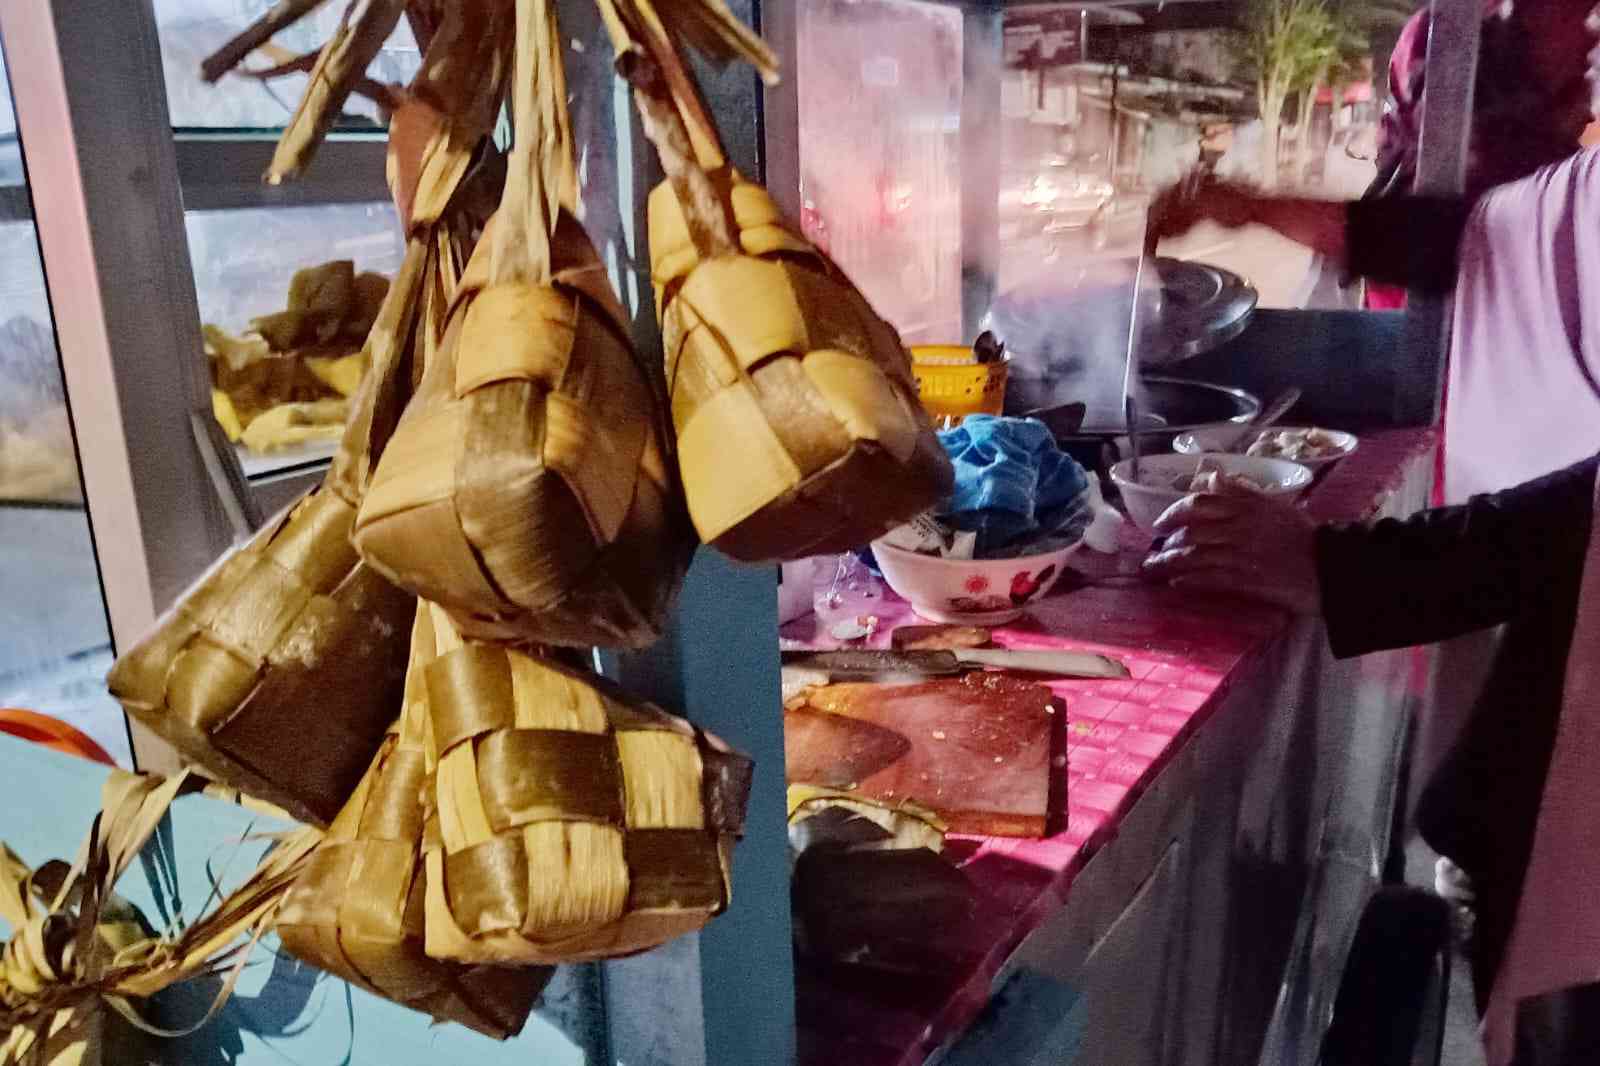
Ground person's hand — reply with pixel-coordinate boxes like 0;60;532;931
1140;492;1323;614
1147;173;1260;245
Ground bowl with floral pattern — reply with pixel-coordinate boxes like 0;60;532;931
869;537;1083;625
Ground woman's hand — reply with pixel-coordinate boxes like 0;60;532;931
1147;174;1260;244
1140;492;1323;615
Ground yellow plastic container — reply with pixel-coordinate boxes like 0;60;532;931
909;345;1009;424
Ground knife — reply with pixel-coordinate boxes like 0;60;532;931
781;648;1129;681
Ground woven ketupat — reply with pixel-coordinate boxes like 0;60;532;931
354;0;692;649
277;606;551;1037
107;242;435;826
597;0;953;561
648;169;953;560
418;605;752;964
353;214;690;648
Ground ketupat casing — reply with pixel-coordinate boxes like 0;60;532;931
354;0;691;650
648;167;954;561
106;489;412;827
276;606;551;1037
599;0;954;564
417;605;752;964
106;240;435;827
352;207;692;650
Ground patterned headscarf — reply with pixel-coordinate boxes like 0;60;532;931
1373;0;1577;199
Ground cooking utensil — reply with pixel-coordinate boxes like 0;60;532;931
1140;258;1257;365
1055;377;1262;475
1021;401;1088;438
1121;243;1149;484
982;258;1257;397
974;330;1005;365
781;647;1129;681
1224;387;1302;453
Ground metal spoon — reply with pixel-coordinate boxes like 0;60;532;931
1121;241;1150;482
1225;386;1302;453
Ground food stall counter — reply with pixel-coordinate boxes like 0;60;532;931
785;428;1437;1066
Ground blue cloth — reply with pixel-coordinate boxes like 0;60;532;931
935;415;1092;558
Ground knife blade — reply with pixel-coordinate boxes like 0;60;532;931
781;648;1128;681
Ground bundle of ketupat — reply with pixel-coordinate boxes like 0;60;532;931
353;0;692;649
419;605;751;964
596;0;953;562
0;771;317;1066
105;238;434;828
276;605;551;1038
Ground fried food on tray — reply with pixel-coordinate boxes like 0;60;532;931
206;259;391;453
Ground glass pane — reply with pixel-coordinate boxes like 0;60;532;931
184;201;406;477
154;0;420;130
0;43;132;766
795;0;964;345
1000;2;1385;310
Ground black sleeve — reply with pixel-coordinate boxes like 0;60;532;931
1318;453;1600;658
1345;195;1473;295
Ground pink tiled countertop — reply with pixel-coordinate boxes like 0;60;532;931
785;428;1438;1066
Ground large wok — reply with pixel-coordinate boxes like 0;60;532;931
1027;377;1263;473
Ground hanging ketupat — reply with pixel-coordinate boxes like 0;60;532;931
597;0;953;562
353;0;692;649
419;605;752;964
276;604;552;1037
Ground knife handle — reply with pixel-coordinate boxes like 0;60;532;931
955;648;1129;679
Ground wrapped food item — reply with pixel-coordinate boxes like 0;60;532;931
354;0;691;649
277;606;550;1037
597;0;953;562
420;605;752;964
107;239;435;826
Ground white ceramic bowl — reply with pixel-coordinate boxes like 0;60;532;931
1109;452;1314;531
1173;425;1358;470
869;538;1082;625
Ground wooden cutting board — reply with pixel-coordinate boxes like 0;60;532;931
785;674;1067;837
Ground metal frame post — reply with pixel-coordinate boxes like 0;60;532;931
592;0;795;1060
1395;0;1480;424
0;0;251;771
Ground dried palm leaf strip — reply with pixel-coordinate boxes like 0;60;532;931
354;0;691;649
598;0;953;562
199;0;334;84
0;771;318;1066
418;605;752;964
240;44;402;115
267;0;410;182
387;0;518;234
276;605;550;1037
